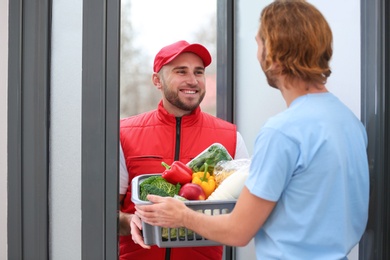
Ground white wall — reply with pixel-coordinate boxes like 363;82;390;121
0;0;8;259
235;0;361;259
49;0;83;259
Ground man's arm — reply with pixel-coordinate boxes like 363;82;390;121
119;194;132;236
118;143;133;236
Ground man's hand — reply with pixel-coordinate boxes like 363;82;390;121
130;214;151;249
119;211;151;249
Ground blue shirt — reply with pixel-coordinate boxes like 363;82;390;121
246;93;369;260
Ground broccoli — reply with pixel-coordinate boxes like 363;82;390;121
139;176;181;201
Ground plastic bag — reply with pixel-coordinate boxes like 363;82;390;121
208;159;251;200
213;159;251;187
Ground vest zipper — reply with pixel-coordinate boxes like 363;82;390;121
165;117;182;260
174;117;181;160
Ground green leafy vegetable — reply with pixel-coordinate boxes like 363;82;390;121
139;176;181;201
188;144;232;173
140;175;161;186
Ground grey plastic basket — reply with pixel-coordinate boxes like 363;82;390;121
131;174;236;248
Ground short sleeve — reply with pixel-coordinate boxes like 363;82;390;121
119;143;129;194
234;131;250;159
245;128;299;201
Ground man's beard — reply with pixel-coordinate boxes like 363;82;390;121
260;58;279;89
260;44;279;90
163;85;205;112
264;69;279;89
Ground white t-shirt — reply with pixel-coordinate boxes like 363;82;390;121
119;131;249;194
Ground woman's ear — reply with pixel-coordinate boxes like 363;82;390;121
152;72;162;89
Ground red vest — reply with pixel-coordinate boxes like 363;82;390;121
119;101;237;260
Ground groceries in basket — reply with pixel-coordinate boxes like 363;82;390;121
138;143;233;201
191;162;216;199
207;159;251;200
138;144;251;203
139;175;181;201
131;145;251;247
161;161;193;185
187;143;233;174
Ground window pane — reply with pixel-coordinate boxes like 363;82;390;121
120;0;217;118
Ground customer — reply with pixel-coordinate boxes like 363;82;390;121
134;1;369;259
119;40;249;260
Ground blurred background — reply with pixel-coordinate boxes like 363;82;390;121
120;0;217;118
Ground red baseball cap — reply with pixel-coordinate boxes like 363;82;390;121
153;40;212;72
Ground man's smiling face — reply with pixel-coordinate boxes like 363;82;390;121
158;52;206;115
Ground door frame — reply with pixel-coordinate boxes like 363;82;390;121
81;0;120;258
360;0;390;259
7;0;51;258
